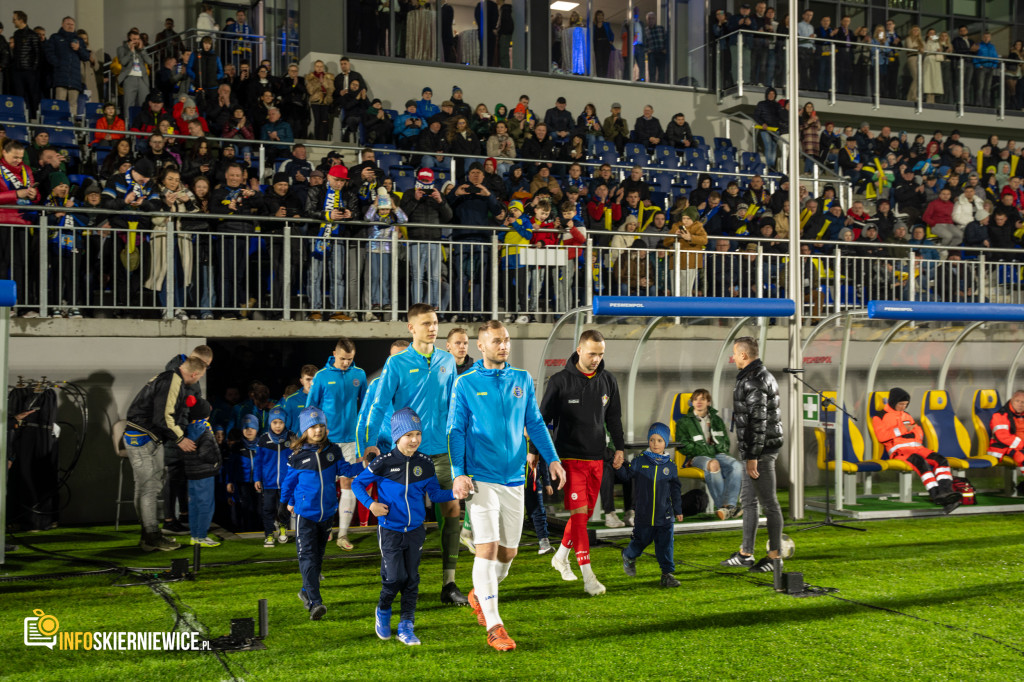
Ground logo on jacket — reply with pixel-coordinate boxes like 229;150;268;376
568;399;580;404
512;387;524;398
663;466;670;475
439;367;447;374
353;379;360;387
602;394;609;407
326;453;335;462
571;492;578;501
413;466;423;477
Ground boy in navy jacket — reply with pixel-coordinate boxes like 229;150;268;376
615;423;683;588
255;407;293;547
281;407;365;620
353;408;466;646
227;414;260;531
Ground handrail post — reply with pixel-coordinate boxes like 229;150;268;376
832;246;841;315
490;232;499;320
873;50;880;109
737;32;744;97
283;224;292;320
585;237;594;323
673;241;682;296
391;230;399;321
259;144;267;184
165;215;175;320
908;251;916;302
829;48;836;106
39;215;48;317
916;52;924;114
756;244;764;298
999;61;1006;120
958;58;965;117
978;252;987;303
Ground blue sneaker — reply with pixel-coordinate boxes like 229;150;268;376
375;607;392;640
396;620;421;646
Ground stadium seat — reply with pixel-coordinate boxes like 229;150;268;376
713;149;736;166
84;102;103;125
692;135;706;148
970;389;1010;463
40;99;72;124
653;144;677;166
651;173;673;195
598;149;618;166
376;152;400;174
389;165;415;182
594;140;613;157
815;391;886;505
740;151;763;172
0;95;28;122
48;129;77;149
920;390;993;470
867;391;914;502
713;137;734;151
5;124;29;142
393;174;416;193
669;392;714;513
434;169;451;187
68;174;89;187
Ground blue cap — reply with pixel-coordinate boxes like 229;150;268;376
213;423;225;432
648;422;671;444
391;407;422;445
268;407;287;424
298;406;326;435
241;414;259;431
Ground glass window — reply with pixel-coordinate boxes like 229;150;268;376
986;0;1012;22
920;0;948;12
920;15;949;36
951;0;978;15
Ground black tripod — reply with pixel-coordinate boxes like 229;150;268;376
788;372;865;532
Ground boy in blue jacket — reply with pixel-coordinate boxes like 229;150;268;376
615;423;684;588
307;337;368;550
281;407;365;621
353;408;466;645
228;414;261;531
255;407;293;547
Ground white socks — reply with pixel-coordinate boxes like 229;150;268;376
554;543;571;563
495;560;511;584
472;557;501;629
580;563;596;581
338;489;356;537
443;568;456;585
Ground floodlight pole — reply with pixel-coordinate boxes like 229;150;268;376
0;306;9;564
786;0;805;520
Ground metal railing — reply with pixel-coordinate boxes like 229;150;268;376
722;30;1023;119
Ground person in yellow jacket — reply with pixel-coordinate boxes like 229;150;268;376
501;201;532;322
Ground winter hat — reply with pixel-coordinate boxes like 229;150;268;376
213;423;226;433
452;85;462;94
49;172;70;189
182;97;197;109
189;398;212;421
133;158;156;180
648;422;671;444
415;168;435;189
976;208;990;221
376;186;393;211
422;86;432;95
83;180;103;197
391;407;422;444
269;407;287;424
241;414;259;431
405;98;417;108
272;172;290;185
508;200;524;214
328;165;348;180
838;227;853;241
298;406;326;435
888;388;911;408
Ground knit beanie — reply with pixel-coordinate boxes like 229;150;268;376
391;407;422;445
241;414;259;431
268;407;287;425
888;388;911;408
298;406;326;435
189;398;212;421
648;422;671;444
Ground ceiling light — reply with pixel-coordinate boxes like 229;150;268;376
550;2;580;11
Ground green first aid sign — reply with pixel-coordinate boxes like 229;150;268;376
802;393;820;423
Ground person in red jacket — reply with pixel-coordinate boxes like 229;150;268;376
1000;180;1024;212
0;139;40;314
987;390;1024;495
91;102;126;148
922;187;955;244
586;183;623;244
872;387;962;513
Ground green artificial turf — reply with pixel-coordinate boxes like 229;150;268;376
2;514;1024;682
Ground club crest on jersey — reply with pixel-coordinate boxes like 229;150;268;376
439;366;447;374
326;453;335;462
512;386;524;398
570;492;578;501
353;379;360;387
663;466;670;475
413;466;423;477
602;394;609;406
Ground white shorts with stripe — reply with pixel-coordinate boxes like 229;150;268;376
468;481;524;548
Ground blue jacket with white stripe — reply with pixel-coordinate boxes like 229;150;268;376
255;431;293;490
281;442;364;523
352;449;455;532
446;359;559;487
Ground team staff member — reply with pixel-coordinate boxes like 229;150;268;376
988;390;1024;495
359;304;466;606
124;356;207;552
307;337;367;550
447;327;474;374
719;337;785;573
540;329;624;596
449;321;565;651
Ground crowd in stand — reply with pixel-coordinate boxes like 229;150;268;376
2;11;1024;322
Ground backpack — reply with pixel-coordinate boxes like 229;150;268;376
680;488;709;517
951;478;976;505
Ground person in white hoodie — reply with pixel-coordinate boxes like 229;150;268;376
949;185;985;246
196;3;219;38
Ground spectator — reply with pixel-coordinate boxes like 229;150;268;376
277;63;308;138
633;104;663;149
44;17;90;112
196;3;219;38
663;211;707;296
92;102;126;148
338;78;369;143
520;123;556;172
400;168;452;312
450;162;500;317
664;112;694;149
974;31;999;108
602;102;629;153
261;107;295;159
543;97;574;141
211;163;266;318
753;88;783;169
305;60;334;141
951;184;984;245
9;12;41;116
643;12;668;84
416;87;439;119
450;86;472;118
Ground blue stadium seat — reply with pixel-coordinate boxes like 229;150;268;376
4;124;29;142
740;151;762;171
623;142;645;161
713;137;734;151
692;135;706;148
68;174;89;187
84;102;104;125
40;99;72;124
653;144;677;166
650;190;669;209
394;175;416;193
0;95;27;122
48;129;77;148
598;150;618;166
920;390;993;470
594;140;614;157
970;389;1005;462
815;394;886;503
713;148;736;166
434;169;451;186
376;152;400;174
650;173;673;194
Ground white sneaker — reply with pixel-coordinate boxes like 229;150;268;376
537;537;553;555
459;527;476;555
583;575;607;596
604;512;625;528
623;510;635;526
551;553;578;581
363;311;379;322
515;314;530;324
277;525;289;544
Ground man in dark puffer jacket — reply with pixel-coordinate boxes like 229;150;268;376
719;336;784;574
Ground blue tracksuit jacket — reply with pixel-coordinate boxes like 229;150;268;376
255;430;293;490
447;359;559;487
352;449;455;532
281;442;365;522
613;451;683;528
307;356;367;444
358;346;456;457
355;376;394;453
277;390;310;435
232;438;259;484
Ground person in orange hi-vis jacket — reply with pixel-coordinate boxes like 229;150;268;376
987;390;1024;496
873;387;962;513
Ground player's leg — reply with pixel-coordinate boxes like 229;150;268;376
720;457;758;568
552;460;584;581
749;453;783;570
622;524;653;576
467;482;505;641
356;482;375;526
482;484;523;650
576;460;606;594
600;453;624;527
431;454;468;605
336;442;358;549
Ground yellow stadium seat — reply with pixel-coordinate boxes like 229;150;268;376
866;391;914;502
815;391;886;505
920;390;993;470
670;392;706;480
970;389;1015;466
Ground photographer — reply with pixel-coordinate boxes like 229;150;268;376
400;169;452;312
394;99;424;151
450;163;500;318
117;29;152;112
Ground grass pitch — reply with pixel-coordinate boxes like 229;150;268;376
2;511;1024;682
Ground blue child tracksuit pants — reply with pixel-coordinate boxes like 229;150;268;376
261;488;283;536
296;516;333;606
623;524;675;574
378;524;426;621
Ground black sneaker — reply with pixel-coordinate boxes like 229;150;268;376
719;551;755;568
660;573;681;588
309;603;327;621
942;494;963;515
622;549;636;577
748;557;777;573
161;519;190;535
1016;479;1024;497
440;581;469;606
298;590;311;611
928;486;945;503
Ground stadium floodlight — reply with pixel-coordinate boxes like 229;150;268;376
550;2;579;11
